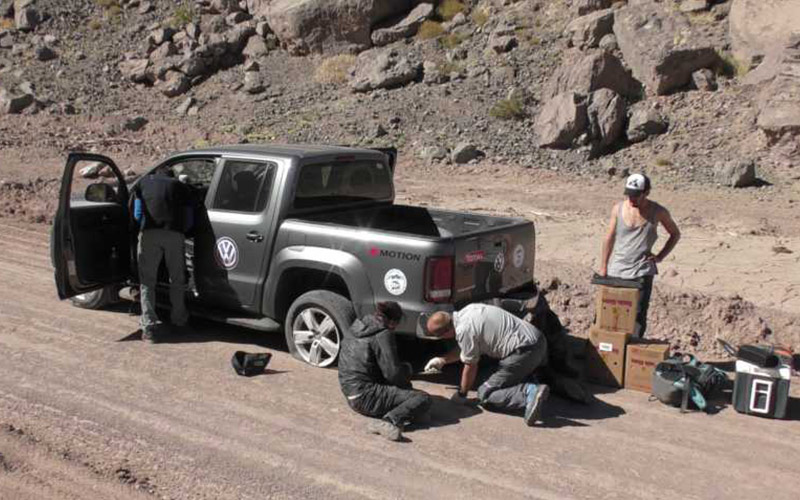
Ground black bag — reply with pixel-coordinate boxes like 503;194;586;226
231;351;272;377
651;354;727;413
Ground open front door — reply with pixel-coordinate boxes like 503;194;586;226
53;153;132;299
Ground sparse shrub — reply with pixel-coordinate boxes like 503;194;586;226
438;60;463;76
193;139;210;149
470;8;489;27
440;32;466;49
89;18;102;30
490;97;525;120
95;0;118;7
717;51;749;78
654;157;672;167
437;0;467;21
417;20;445;40
172;2;196;29
314;54;356;84
0;18;14;30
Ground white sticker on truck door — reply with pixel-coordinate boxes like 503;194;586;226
384;269;407;296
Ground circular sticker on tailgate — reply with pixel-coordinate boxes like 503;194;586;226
513;244;525;268
493;252;505;273
384;269;407;296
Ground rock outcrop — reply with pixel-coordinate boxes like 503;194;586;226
614;1;720;95
266;0;415;55
565;9;614;50
755;36;800;143
534;92;588;149
729;0;800;67
371;2;433;47
349;48;421;92
547;51;641;99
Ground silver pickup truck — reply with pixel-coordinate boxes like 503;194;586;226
52;144;535;367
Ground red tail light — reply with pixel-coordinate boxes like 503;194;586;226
425;256;453;303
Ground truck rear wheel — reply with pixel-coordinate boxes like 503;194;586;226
284;291;355;368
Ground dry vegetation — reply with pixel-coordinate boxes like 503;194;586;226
314;54;357;84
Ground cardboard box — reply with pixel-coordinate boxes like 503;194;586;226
625;341;671;393
585;327;630;387
595;286;640;334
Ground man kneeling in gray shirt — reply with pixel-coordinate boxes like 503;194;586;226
424;303;549;426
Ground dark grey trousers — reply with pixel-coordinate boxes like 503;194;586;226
476;337;548;412
347;383;432;427
635;275;654;338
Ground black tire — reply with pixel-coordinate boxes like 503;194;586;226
69;286;119;310
284;290;355;368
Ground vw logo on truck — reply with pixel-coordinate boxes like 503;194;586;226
215;237;239;270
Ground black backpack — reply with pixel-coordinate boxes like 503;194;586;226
651;354;728;413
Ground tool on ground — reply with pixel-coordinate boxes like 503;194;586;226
231;351;272;377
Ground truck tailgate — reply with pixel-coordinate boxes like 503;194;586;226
431;212;535;304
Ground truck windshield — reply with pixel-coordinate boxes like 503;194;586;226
294;160;392;209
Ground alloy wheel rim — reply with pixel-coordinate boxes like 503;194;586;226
291;307;340;367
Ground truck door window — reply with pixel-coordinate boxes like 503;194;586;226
213;160;276;212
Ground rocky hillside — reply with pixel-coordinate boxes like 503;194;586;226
0;0;798;187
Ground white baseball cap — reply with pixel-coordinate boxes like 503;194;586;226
624;173;649;195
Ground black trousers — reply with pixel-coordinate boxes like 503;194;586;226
347;383;431;426
635;275;654;338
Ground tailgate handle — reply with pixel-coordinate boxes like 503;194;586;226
246;231;264;243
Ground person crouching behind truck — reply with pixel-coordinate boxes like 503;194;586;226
338;302;432;442
423;303;550;427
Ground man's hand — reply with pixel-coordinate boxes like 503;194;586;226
450;391;468;404
424;357;446;373
645;252;662;264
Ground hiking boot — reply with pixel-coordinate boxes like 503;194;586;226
141;327;159;343
367;419;403;441
523;383;550;427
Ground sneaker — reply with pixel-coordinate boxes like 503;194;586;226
523;383;550;427
141;328;159;343
367;419;403;441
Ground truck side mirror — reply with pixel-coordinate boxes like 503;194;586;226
85;183;116;203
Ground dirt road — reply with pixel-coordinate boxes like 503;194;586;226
1;221;798;500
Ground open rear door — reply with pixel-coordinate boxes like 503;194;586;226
53;153;132;299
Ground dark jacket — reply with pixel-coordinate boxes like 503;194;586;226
338;314;412;397
134;173;192;233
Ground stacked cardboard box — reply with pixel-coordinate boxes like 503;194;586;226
585;286;640;387
625;341;670;393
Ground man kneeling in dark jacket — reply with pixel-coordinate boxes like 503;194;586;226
338;302;432;441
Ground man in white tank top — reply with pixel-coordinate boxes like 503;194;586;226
599;174;681;337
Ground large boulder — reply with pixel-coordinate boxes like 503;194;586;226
349;48;421;92
546;51;641;99
587;88;625;151
572;0;612;16
714;159;757;188
626;105;668;143
14;0;40;32
119;58;152;83
266;0;415;55
534;92;588;149
371;2;433;47
565;9;614;50
614;1;720;95
755;35;800;143
0;86;34;114
730;0;800;67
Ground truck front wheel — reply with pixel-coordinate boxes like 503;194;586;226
284;291;355;368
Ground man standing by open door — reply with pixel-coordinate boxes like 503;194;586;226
133;171;193;342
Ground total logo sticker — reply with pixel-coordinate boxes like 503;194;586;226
384;268;407;296
513;244;525;268
493;252;505;273
215;237;239;270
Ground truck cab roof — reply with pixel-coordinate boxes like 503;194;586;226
173;144;387;162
